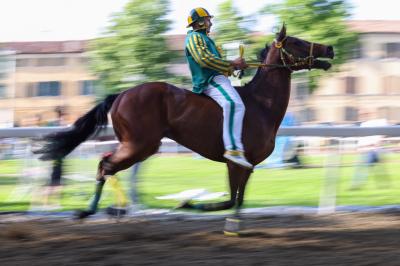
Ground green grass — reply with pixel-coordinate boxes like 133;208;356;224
0;153;399;212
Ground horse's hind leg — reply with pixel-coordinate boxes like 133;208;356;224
75;141;160;219
99;141;160;177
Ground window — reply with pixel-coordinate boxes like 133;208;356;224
385;43;400;58
36;57;65;67
344;76;357;94
80;80;95;95
16;58;31;67
37;81;61;96
383;76;400;95
26;83;35;97
295;81;308;100
344;107;358;122
299;107;316;123
0;84;6;98
79;57;89;65
350;43;362;59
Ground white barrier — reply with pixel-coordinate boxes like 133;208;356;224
0;126;113;138
2;125;400;138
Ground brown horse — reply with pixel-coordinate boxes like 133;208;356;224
36;25;334;218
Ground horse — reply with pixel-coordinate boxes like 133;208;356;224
36;24;334;221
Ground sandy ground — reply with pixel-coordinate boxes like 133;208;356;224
1;212;400;266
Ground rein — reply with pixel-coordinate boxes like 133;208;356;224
239;38;315;72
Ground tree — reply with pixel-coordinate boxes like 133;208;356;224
89;0;177;94
213;0;251;44
213;0;258;81
262;0;359;92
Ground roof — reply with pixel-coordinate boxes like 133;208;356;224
2;21;399;55
0;40;88;54
165;34;186;51
347;20;400;34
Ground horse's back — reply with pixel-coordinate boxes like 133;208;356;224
110;82;175;142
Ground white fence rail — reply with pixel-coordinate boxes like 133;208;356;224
2;125;400;138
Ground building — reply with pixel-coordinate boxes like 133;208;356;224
0;49;16;127
0;40;96;126
306;20;400;124
1;20;399;127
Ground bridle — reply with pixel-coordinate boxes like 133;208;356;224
245;37;315;72
275;36;315;72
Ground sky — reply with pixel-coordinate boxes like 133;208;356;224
0;0;398;42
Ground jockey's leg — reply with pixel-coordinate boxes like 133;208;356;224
205;75;240;150
205;75;252;169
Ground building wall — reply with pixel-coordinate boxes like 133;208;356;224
2;25;400;127
307;32;400;124
10;52;96;126
0;51;16;127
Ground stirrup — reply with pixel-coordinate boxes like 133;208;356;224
224;150;253;169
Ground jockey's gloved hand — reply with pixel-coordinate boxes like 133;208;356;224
230;58;248;70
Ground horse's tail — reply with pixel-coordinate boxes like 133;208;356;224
36;94;120;160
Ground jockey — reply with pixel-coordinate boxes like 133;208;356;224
184;7;252;169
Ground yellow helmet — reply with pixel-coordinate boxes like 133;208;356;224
186;7;213;28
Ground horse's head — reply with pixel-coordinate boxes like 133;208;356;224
266;24;334;71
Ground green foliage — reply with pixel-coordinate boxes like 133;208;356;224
262;0;359;92
213;0;259;81
213;0;251;44
89;0;178;94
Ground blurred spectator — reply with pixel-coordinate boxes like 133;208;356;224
285;143;305;169
41;107;67;210
350;113;391;190
258;112;302;168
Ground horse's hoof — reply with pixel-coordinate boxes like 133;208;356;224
105;206;127;217
223;218;241;237
73;210;94;220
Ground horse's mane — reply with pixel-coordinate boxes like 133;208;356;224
241;45;270;90
258;45;270;62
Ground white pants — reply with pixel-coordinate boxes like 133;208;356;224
204;75;245;151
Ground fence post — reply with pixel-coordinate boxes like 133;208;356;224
318;138;342;214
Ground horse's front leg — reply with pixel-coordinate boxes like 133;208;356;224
222;164;252;236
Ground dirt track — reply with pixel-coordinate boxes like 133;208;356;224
1;213;400;265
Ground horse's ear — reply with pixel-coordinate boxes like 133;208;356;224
277;23;286;41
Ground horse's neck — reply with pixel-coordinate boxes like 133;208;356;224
251;65;291;115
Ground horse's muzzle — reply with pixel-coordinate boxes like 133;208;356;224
312;45;334;70
326;45;334;59
313;59;332;70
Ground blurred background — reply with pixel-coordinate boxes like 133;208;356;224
0;0;399;213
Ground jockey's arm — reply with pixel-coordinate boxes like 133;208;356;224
187;33;248;74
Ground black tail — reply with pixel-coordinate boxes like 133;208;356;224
36;94;120;160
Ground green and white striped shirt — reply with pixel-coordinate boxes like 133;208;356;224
185;30;233;93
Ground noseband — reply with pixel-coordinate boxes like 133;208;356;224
274;37;315;72
242;37;315;72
